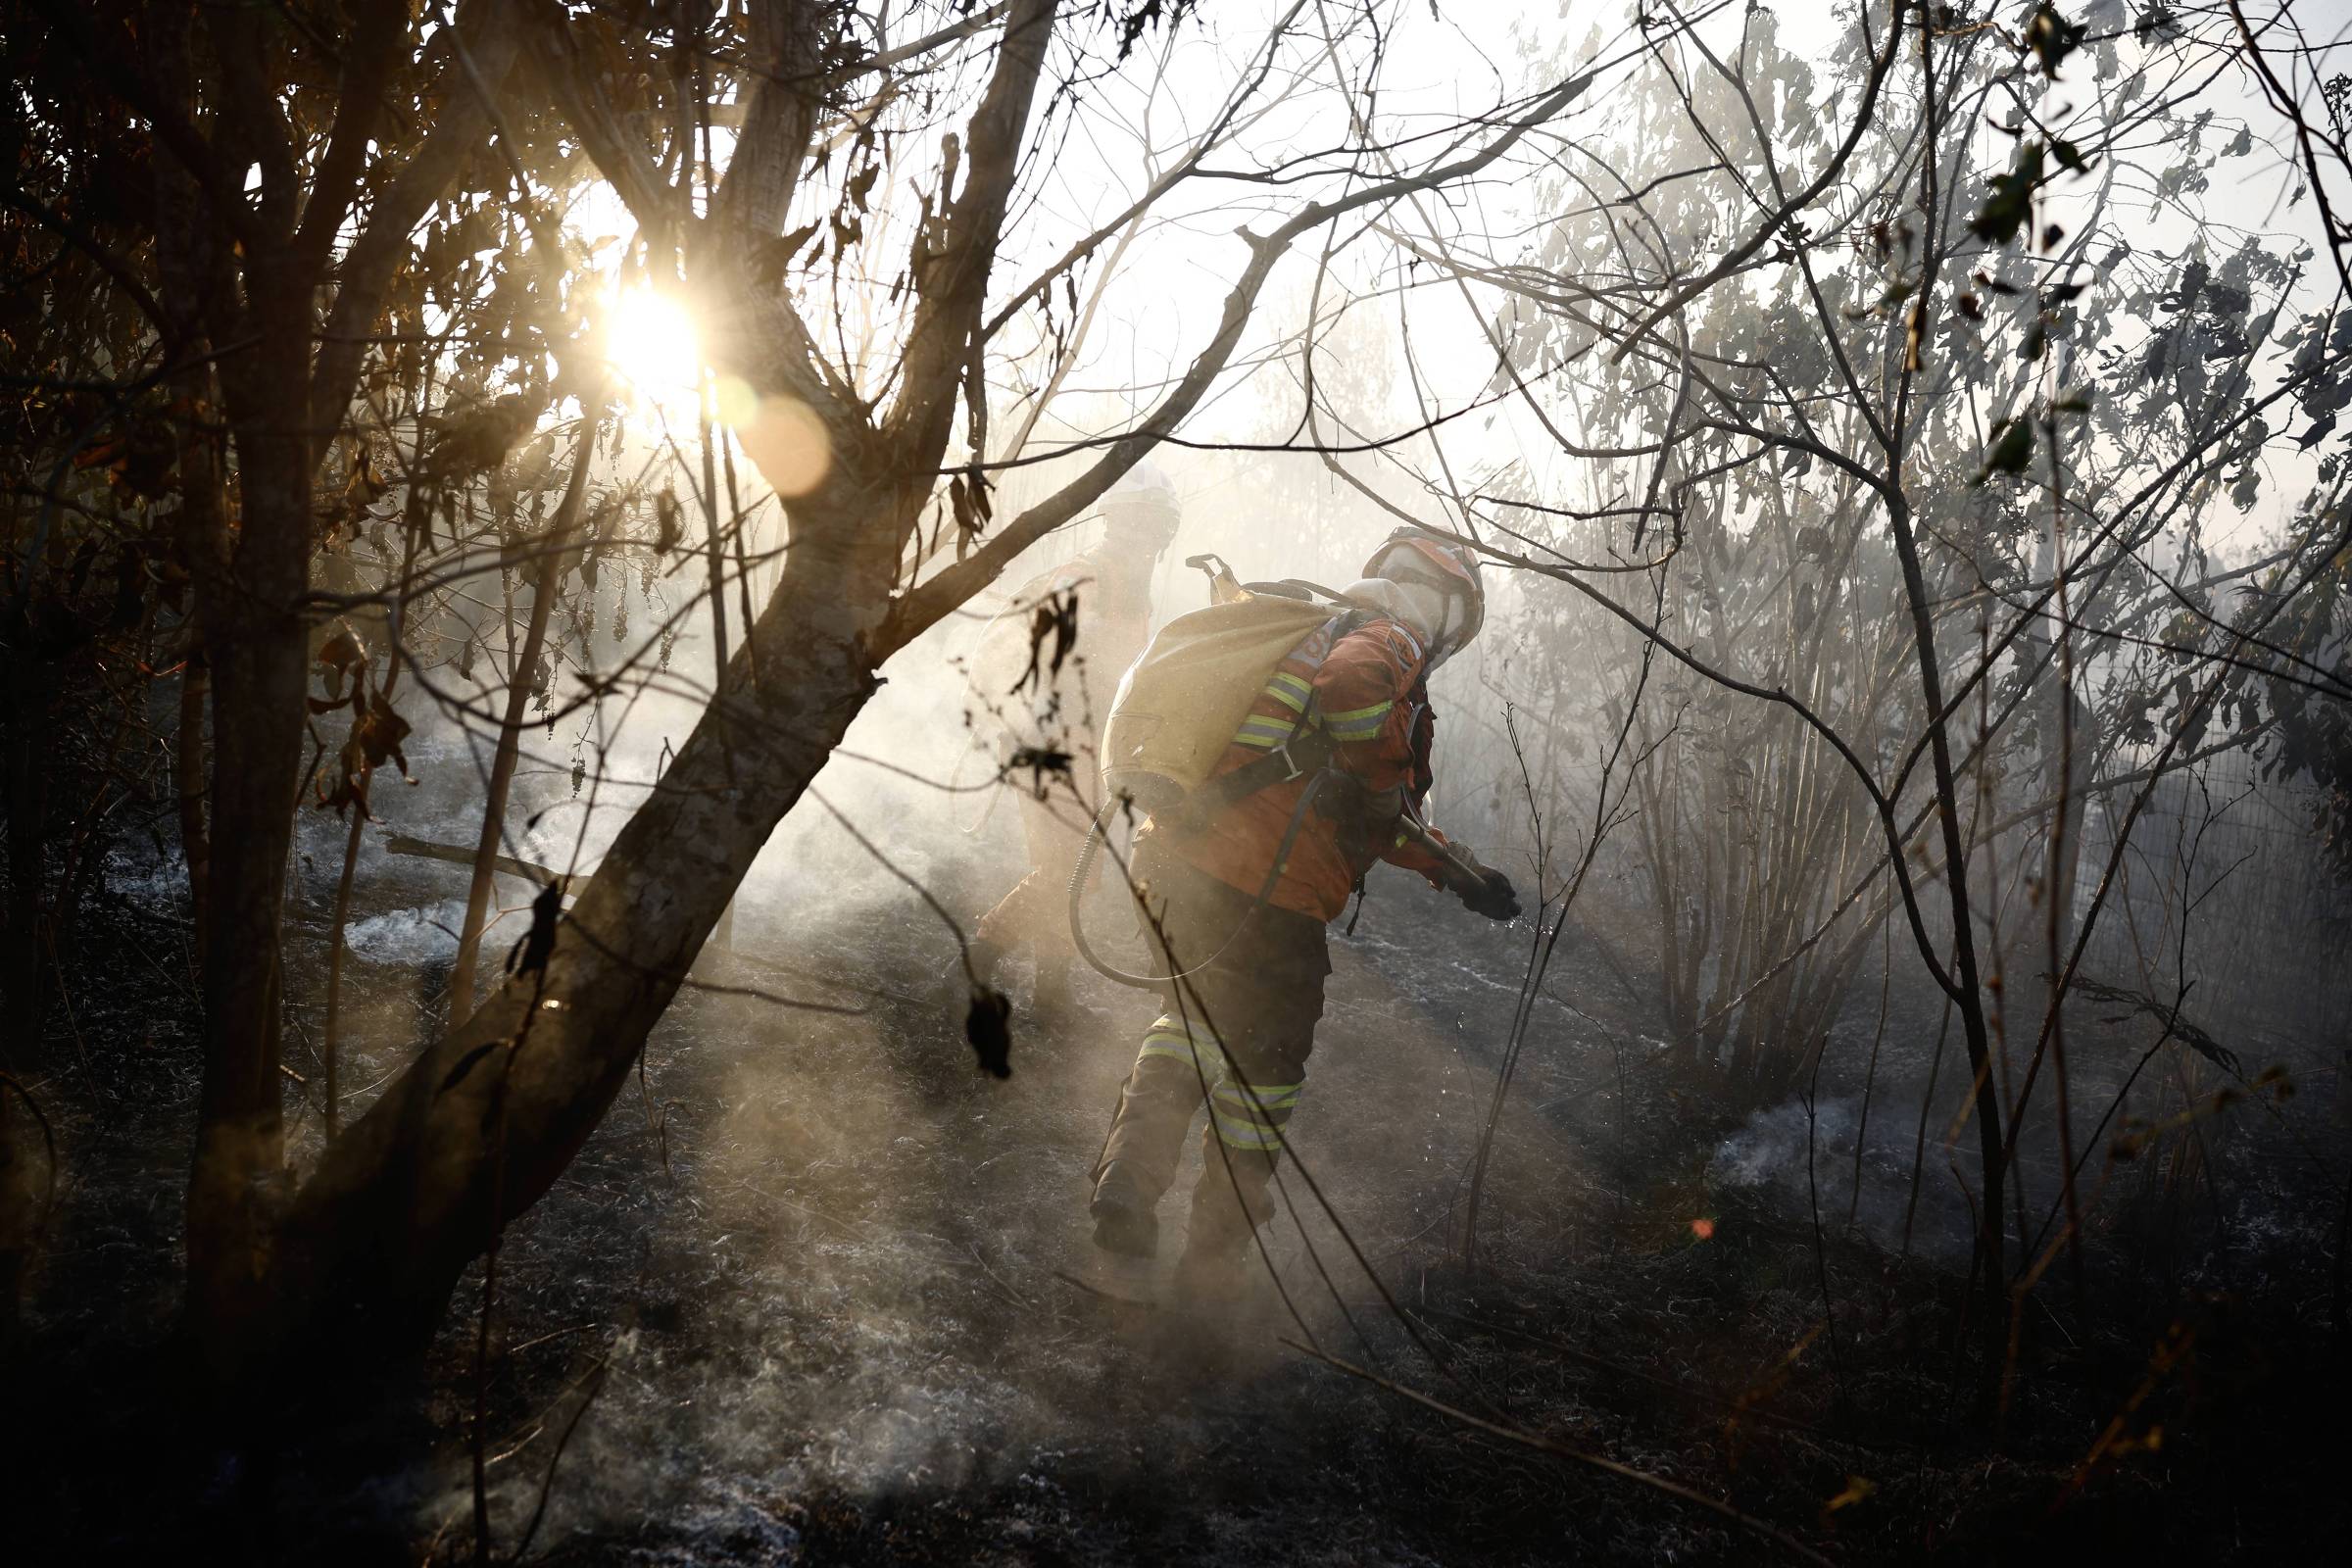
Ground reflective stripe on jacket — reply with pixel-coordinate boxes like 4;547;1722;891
1164;612;1453;921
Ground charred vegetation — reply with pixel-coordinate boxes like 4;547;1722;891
3;2;2351;1563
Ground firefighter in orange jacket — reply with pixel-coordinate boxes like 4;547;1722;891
1090;526;1519;1292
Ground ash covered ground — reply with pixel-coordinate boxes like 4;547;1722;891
10;748;2350;1567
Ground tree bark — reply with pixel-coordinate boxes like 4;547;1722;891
0;643;51;1340
0;1076;45;1346
176;652;212;946
270;516;890;1348
182;401;317;1389
261;5;1062;1353
1885;495;2008;1383
2;644;50;1044
151;0;524;1387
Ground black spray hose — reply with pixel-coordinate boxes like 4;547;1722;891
1395;811;1491;891
1067;771;1331;990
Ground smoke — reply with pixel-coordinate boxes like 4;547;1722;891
1708;1093;1976;1265
342;900;467;967
211;340;1604;1558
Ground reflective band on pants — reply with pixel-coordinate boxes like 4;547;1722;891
1135;1013;1216;1071
1209;1077;1304;1151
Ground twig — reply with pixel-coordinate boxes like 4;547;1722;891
506;1354;612;1564
1410;1304;1900;1448
1847;919;1892;1228
448;412;602;1018
1279;1336;1834;1567
1799;1044;1847;1409
385;834;577;893
1463;579;1662;1268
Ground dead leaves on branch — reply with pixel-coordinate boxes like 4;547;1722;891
1008;584;1078;696
1111;0;1200;63
507;879;564;980
2064;974;2242;1076
1968;130;2089;254
751;220;823;289
2021;3;2088;80
654;485;684;556
1004;744;1075;801
68;406;181;505
964;984;1012;1079
318;437;393;547
309;625;413;818
1969;140;2049;251
1971;389;2094;487
423;389;548;486
949;462;994;559
314;626;368;704
1974;416;2035;485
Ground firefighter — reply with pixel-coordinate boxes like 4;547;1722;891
1089;525;1519;1297
964;469;1181;1017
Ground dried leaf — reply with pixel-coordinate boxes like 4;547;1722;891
752;221;821;287
1970;141;2045;246
965;985;1012;1078
1974;416;2035;483
506;879;564;978
2024;3;2086;79
655;486;682;555
1821;1475;1876;1527
1005;745;1074;800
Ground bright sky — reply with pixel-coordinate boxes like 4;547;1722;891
552;0;2350;612
492;0;2352;890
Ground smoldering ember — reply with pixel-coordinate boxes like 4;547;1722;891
6;1;2352;1563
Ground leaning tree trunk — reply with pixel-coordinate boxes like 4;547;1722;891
267;507;893;1351
144;2;527;1389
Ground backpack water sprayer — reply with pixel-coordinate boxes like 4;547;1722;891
1064;556;1485;989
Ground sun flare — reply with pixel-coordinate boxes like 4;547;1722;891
602;285;702;403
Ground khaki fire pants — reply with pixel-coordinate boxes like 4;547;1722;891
1092;858;1331;1257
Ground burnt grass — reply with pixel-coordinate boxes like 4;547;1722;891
8;834;2350;1566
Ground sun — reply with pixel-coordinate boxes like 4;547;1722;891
603;285;702;406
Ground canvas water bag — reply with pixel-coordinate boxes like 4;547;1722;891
1100;593;1337;814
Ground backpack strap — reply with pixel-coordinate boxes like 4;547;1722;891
1169;724;1337;833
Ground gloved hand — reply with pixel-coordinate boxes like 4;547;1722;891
1457;862;1521;921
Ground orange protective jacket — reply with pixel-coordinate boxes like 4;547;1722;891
1162;612;1454;922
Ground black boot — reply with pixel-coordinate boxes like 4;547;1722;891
1089;1165;1161;1258
1031;954;1107;1032
1169;1235;1253;1312
1173;1169;1274;1312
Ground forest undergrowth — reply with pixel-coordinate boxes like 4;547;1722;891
11;3;2352;1563
9;825;2345;1567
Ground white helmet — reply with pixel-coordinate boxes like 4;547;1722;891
1362;525;1485;659
1102;465;1181;555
